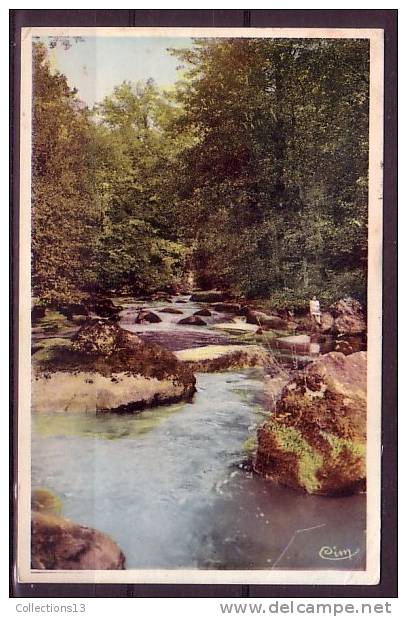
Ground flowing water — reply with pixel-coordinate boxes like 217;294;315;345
32;296;366;570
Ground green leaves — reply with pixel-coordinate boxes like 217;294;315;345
31;38;369;306
170;38;369;302
32;43;101;305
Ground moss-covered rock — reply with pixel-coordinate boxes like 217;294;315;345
175;344;277;372
255;351;366;495
31;511;125;570
32;322;196;413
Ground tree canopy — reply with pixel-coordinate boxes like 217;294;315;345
31;37;369;308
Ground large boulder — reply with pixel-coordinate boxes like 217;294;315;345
31;511;125;570
255;351;366;496
175;344;278;373
32;322;196;413
330;297;366;335
178;315;207;326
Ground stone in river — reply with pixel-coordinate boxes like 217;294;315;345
194;308;212;317
32;322;196;413
159;307;184;314
255;351;366;496
178;315;207;326
135;310;162;323
175;344;278;372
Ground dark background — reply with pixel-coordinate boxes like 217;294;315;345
10;8;397;599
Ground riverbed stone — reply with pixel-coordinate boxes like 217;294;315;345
175;344;278;372
136;310;162;323
255;351;366;496
194;308;212;317
31;511;126;570
32;322;196;413
159;307;184;314
178;315;207;326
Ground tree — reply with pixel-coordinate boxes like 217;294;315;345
170;38;369;304
93;81;189;293
31;43;101;305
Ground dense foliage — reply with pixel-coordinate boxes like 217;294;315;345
31;38;369;308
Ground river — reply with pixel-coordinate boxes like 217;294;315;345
31;295;366;570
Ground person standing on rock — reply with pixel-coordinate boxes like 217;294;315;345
309;296;321;325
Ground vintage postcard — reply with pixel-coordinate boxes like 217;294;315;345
16;26;383;585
